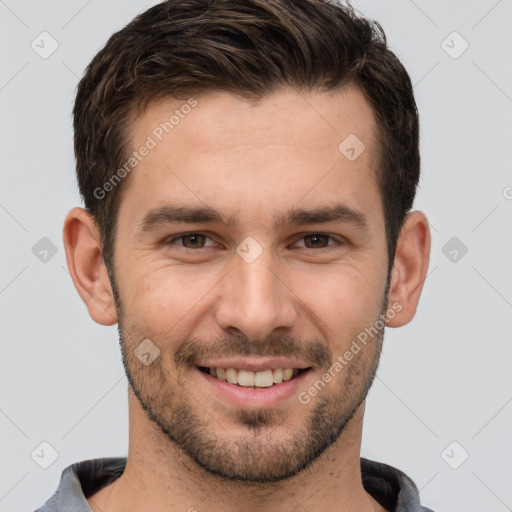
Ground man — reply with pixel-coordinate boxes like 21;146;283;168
36;0;434;511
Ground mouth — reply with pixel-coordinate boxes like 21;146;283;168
197;366;312;388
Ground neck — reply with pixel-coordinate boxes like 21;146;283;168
87;389;387;512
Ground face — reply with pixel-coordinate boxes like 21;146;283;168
110;86;391;483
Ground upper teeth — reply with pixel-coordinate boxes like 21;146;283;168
208;367;300;387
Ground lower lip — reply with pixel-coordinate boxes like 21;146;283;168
197;367;312;409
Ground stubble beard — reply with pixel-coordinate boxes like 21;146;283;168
110;270;387;483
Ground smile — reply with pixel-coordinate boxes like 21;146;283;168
198;366;310;388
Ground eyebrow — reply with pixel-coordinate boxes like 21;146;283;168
135;202;370;235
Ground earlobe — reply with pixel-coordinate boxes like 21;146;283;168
386;211;431;328
62;207;118;326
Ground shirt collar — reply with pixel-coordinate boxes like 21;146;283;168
36;456;433;512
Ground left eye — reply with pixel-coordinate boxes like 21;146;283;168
293;233;339;249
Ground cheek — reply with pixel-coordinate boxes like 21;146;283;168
297;263;385;344
121;264;220;334
118;251;386;347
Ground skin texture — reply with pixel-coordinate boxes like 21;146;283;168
63;85;430;512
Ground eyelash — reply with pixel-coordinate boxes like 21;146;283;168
165;232;345;251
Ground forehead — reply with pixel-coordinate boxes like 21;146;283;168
132;86;378;157
119;86;382;231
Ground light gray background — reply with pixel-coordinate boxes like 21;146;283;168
1;1;511;511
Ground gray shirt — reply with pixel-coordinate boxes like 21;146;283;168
34;457;435;511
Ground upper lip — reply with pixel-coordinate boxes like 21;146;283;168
196;357;312;372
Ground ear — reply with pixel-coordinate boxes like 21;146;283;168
62;207;118;326
386;210;431;328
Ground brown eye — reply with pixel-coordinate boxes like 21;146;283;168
167;233;216;249
302;234;331;248
181;234;206;248
294;233;341;249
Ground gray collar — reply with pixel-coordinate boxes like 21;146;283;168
35;456;435;512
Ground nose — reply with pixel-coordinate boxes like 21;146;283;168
213;247;299;343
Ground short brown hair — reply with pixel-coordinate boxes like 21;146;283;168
73;0;420;277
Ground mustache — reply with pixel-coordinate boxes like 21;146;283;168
174;332;332;370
